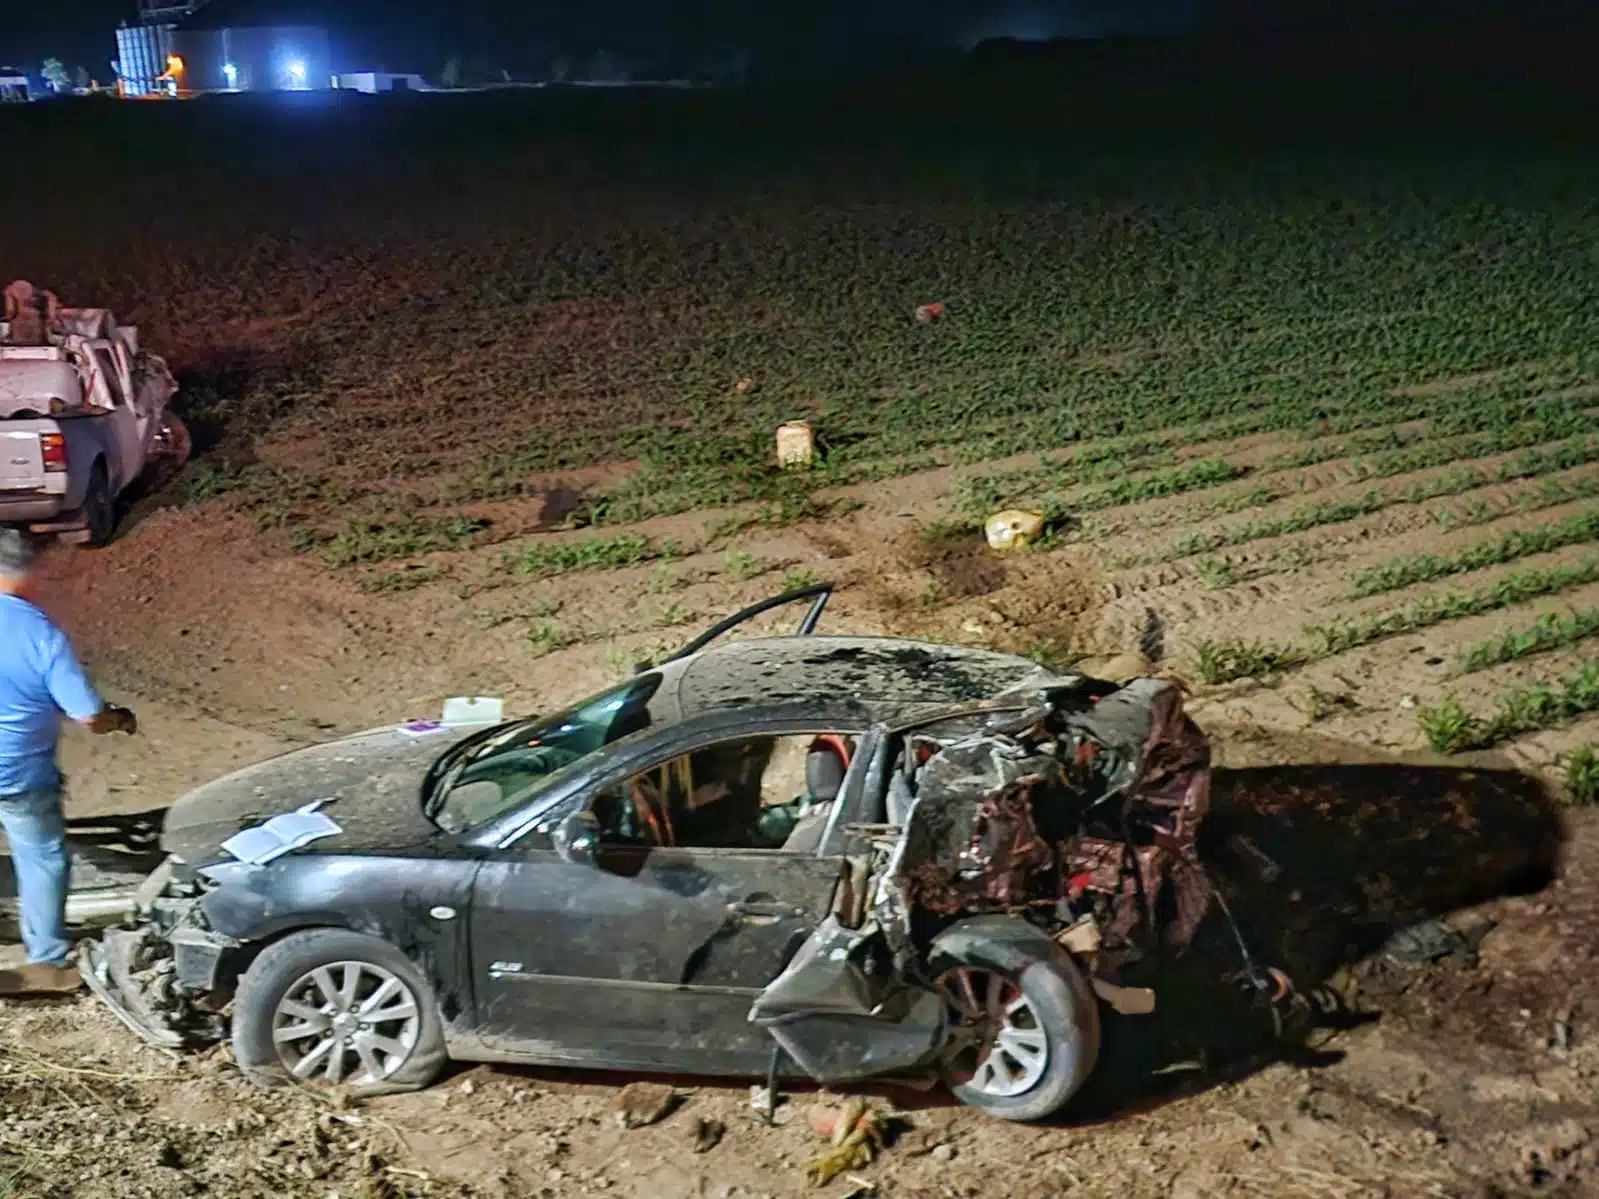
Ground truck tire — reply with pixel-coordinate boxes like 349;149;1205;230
927;917;1101;1123
77;462;115;548
231;928;449;1096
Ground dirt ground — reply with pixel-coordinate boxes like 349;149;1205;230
1;437;1596;1199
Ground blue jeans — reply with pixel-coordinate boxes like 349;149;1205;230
0;785;71;966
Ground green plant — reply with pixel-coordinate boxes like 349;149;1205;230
1194;558;1238;589
781;567;822;592
1299;685;1355;722
1191;638;1308;685
1416;695;1488;753
1566;745;1599;806
723;548;764;581
357;564;447;593
1455;607;1599;674
322;515;487;568
645;563;681;594
504;533;673;577
656;600;695;627
182;460;250;504
527;622;576;654
1024;639;1077;670
1418;662;1599;751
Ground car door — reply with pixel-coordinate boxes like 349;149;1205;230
85;342;141;487
465;728;867;1076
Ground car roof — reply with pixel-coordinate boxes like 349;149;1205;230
664;635;1059;725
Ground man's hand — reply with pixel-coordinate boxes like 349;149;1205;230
85;705;137;736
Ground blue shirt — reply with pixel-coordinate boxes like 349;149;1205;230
0;594;103;795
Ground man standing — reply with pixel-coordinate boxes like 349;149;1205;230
0;529;136;994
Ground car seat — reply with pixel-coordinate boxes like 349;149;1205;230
779;736;853;854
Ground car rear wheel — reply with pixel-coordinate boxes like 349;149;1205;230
231;929;447;1094
77;461;115;548
928;924;1101;1123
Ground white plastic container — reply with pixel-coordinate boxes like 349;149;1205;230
775;420;815;468
442;696;505;726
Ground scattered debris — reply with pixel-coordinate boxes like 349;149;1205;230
1382;916;1496;967
804;1098;888;1187
735;376;756;392
748;1083;793;1124
983;508;1046;551
913;301;946;324
613;1082;680;1129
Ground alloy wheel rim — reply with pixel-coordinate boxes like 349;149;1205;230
272;960;421;1085
936;965;1050;1099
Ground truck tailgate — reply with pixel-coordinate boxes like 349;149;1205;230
0;425;47;491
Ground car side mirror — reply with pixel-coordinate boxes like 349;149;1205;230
553;809;602;866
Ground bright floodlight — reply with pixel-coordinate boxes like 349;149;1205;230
223;62;238;86
287;60;306;81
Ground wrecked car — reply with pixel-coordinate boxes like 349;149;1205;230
81;584;1295;1121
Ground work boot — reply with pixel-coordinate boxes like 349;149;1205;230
0;962;83;996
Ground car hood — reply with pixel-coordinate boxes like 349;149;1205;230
160;722;488;865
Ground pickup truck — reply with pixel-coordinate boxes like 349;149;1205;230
0;304;189;546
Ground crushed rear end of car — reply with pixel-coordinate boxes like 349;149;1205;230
749;676;1291;1113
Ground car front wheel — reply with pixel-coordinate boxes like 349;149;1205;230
928;920;1101;1123
231;928;448;1094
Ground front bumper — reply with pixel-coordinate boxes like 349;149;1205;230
79;906;235;1050
81;935;187;1049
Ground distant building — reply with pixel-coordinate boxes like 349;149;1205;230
113;0;439;97
334;71;432;94
115;1;207;96
171;22;332;92
0;68;32;102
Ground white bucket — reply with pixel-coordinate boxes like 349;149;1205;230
776;421;815;468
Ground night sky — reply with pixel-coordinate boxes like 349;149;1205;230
0;0;1589;80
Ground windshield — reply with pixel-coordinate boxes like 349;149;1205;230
427;673;663;833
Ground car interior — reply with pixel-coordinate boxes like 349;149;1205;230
589;733;858;855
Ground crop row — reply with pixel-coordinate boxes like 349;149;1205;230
1347;508;1599;598
1191;554;1599;684
954;387;1595;527
1139;449;1599;567
1455;607;1599;673
1417;661;1599;752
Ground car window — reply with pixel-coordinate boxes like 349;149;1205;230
91;347;126;406
589;733;857;853
432;674;663;833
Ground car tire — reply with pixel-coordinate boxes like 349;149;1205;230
231;928;448;1095
927;920;1101;1123
77;461;115;548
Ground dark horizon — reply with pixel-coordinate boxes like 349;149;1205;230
1;0;1594;84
